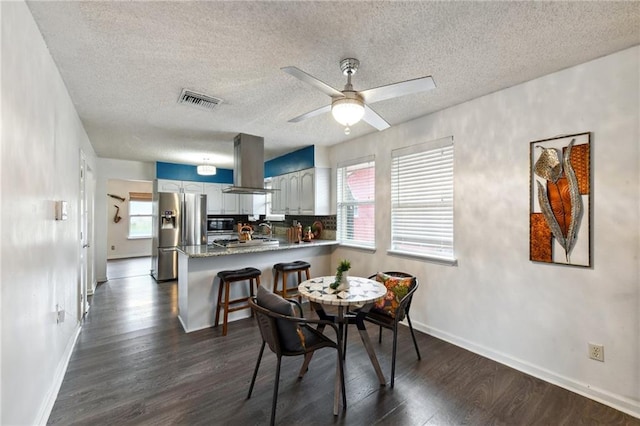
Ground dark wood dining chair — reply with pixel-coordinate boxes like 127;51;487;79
361;272;421;388
247;286;346;426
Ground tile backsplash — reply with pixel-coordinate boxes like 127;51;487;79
266;214;336;240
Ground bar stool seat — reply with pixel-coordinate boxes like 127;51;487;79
273;261;311;300
215;267;261;336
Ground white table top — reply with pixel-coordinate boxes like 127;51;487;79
298;276;387;307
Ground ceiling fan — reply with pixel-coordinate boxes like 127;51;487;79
282;58;435;134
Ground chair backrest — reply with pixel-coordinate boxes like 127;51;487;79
249;297;283;355
250;287;308;354
369;272;419;321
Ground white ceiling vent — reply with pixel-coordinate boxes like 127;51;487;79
178;88;223;111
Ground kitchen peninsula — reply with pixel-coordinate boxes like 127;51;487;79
176;239;338;333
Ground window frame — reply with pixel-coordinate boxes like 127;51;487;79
336;155;376;250
389;137;457;265
128;192;153;239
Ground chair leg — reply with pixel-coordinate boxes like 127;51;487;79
296;270;303;303
214;278;224;328
298;352;314;379
406;314;421;360
247;341;265;399
282;272;288;299
222;281;230;336
304;267;310;281
391;323;398;388
378;325;382;343
273;270;280;294
270;356;282;426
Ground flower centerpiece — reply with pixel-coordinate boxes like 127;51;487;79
330;259;351;290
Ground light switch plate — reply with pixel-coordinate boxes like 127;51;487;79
55;200;68;220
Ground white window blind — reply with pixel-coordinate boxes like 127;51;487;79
391;137;455;261
337;156;375;248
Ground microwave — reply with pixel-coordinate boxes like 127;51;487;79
207;217;236;233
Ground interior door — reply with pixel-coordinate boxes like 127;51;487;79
86;164;96;297
79;151;89;319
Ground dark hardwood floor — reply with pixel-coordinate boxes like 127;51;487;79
49;258;639;425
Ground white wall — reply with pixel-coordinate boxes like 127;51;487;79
1;2;98;424
106;179;153;260
329;47;640;416
95;158;155;282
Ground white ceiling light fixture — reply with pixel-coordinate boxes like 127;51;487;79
196;159;217;176
331;94;364;135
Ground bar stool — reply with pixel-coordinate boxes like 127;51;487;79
273;261;311;301
215;267;262;336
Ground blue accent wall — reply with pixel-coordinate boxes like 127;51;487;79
265;145;314;177
156;162;234;183
157;145;315;182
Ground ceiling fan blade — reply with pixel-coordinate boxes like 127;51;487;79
360;76;436;104
362;104;391;131
282;66;344;98
288;104;331;123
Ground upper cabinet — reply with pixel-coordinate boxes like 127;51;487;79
157;179;204;194
240;193;266;216
270;168;330;215
271;174;289;214
204;183;241;215
156;179;183;193
182;181;205;194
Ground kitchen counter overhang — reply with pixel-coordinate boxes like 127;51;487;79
177;238;338;258
176;239;338;333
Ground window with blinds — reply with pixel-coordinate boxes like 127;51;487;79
390;137;455;262
337;156;375;248
129;192;152;238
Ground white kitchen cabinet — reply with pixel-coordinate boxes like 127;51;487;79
156;179;183;193
157;179;204;194
269;168;330;215
239;193;266;215
271;174;289;214
288;172;300;214
204;183;223;214
182;181;205;194
204;183;240;214
222;191;240;214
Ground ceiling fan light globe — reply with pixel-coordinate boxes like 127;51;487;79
197;164;217;175
331;98;364;126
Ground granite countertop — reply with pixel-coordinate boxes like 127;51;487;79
177;238;338;258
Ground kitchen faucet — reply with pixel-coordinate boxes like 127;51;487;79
258;222;272;236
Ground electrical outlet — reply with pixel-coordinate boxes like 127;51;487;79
588;343;604;362
111;245;115;250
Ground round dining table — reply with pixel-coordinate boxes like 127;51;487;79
298;276;388;390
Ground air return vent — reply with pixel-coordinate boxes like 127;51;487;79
178;88;223;111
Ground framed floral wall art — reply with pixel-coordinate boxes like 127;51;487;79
530;132;591;267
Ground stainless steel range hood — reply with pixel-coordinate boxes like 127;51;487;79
222;133;273;194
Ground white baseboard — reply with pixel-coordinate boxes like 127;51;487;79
34;324;81;425
410;319;640;419
87;279;97;296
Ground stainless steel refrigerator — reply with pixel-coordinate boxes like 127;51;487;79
151;192;207;281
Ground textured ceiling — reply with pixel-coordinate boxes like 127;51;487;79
26;1;640;168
